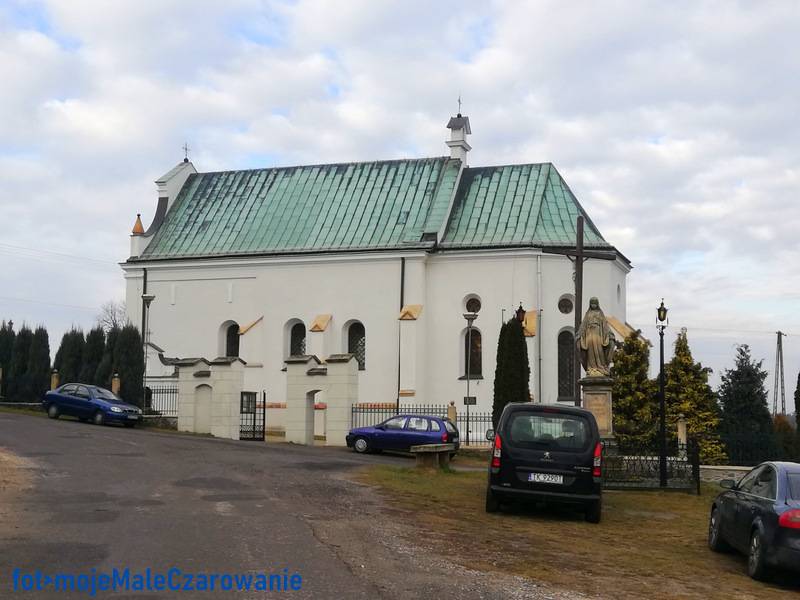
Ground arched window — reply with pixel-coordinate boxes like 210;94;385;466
558;330;575;401
347;322;366;370
463;328;482;377
290;322;306;356
225;322;240;358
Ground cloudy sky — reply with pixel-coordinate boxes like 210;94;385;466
1;0;798;412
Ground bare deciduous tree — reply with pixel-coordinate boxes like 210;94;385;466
97;300;128;332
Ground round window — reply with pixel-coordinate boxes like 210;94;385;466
558;296;574;314
466;297;482;313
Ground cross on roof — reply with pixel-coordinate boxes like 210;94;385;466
182;142;190;161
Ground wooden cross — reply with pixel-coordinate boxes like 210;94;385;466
542;215;617;406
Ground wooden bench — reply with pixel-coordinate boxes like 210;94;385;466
410;443;456;469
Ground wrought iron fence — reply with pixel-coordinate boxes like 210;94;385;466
143;384;178;418
602;438;700;494
457;411;493;446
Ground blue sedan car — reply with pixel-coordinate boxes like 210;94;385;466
346;415;459;454
43;384;143;427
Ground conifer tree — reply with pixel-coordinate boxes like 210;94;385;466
54;329;85;384
8;325;33;401
492;318;530;427
26;326;50;400
113;324;144;405
94;327;119;387
718;345;775;464
772;414;796;461
0;320;15;398
611;330;657;448
80;326;105;384
665;330;727;464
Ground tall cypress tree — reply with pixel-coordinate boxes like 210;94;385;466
27;326;51;400
719;345;775;463
114;324;144;405
8;325;33;401
492;318;530;427
0;320;15;398
611;330;657;448
80;326;105;384
54;329;85;385
95;327;120;387
665;330;726;464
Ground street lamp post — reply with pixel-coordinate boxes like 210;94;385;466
657;299;669;488
463;312;478;446
142;293;155;408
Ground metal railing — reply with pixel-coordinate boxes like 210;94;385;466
602;438;700;494
143;384;178;418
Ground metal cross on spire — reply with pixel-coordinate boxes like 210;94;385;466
457;93;462;115
182;142;191;161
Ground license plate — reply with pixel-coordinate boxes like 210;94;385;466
528;473;563;484
127;415;139;420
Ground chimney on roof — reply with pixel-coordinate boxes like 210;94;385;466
446;113;471;165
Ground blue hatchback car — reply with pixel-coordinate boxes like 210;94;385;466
43;383;143;427
346;415;460;454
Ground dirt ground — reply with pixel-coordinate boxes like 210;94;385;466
357;465;800;600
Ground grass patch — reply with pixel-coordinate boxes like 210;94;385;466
358;466;798;599
0;405;45;418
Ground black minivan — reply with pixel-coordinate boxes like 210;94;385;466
485;403;603;523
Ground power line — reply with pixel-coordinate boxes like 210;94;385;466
634;323;799;337
0;295;99;312
0;243;119;267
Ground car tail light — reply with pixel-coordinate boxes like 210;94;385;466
441;432;448;443
779;509;800;529
592;442;602;478
491;434;502;468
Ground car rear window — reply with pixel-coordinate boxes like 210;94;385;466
789;473;800;500
506;412;591;451
444;420;457;434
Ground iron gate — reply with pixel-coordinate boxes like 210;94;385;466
239;391;265;441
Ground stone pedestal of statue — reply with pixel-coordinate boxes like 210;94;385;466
580;376;613;438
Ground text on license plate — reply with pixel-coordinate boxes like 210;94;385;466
127;415;138;420
528;473;563;484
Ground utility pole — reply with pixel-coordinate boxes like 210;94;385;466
773;331;787;415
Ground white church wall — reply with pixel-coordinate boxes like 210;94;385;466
424;251;537;411
125;247;629;421
125;253;411;411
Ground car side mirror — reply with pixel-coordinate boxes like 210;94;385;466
719;479;735;490
485;428;495;441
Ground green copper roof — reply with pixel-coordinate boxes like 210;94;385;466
440;163;608;248
142;157;460;258
136;158;610;261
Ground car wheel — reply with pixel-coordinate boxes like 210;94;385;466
485;487;500;513
585;499;602;524
92;411;105;426
47;404;60;419
708;507;731;552
353;436;370;454
747;528;769;580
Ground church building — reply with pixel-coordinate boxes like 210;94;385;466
122;113;632;412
